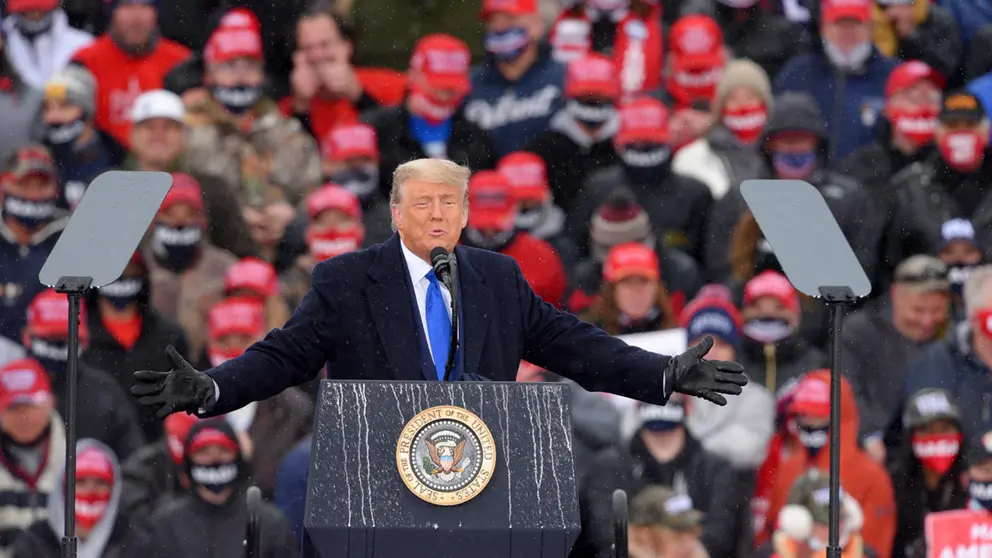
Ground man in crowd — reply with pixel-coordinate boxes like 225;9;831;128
319;123;392;245
663;15;728;113
2;0;92;91
871;0;961;79
627;486;710;558
464;0;566;155
843;255;950;463
937;218;985;322
0;145;67;346
71;0;190;148
121;413;197;518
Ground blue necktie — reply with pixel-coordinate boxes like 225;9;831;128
425;269;452;380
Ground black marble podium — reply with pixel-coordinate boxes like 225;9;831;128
303;381;581;558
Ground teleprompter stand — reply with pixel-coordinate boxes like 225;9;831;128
39;171;173;558
741;180;871;558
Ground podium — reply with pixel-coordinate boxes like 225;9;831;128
303;381;581;558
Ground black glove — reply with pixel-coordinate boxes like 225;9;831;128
131;345;216;419
663;336;747;405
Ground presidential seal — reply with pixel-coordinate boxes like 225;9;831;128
396;405;496;506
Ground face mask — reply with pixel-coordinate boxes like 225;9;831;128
949;263;978;296
566;99;616;129
30;337;70;377
211;84;261;115
970;480;992;512
464;227;516;251
15;13;53;36
485;27;530;63
639;404;685;432
822;40;873;73
3;194;57;230
75;491;110;531
516;206;545;231
208;347;243;368
189;461;241;496
151;224;202;273
743;317;794;343
307;227;363;261
46;119;86;146
912;431;962;476
771;151;818;179
939;131;988;172
797;423;829;457
889;106;938;148
408;83;463;125
99;277;143;310
621;144;672;183
722;105;767;144
330;165;379;203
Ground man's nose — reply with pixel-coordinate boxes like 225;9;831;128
430;200;444;220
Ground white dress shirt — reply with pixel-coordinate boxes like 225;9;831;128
401;240;454;363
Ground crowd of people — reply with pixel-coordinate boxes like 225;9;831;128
0;0;989;555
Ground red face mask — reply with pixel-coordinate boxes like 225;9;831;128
912;431;962;476
889;106;938;148
75;491;111;531
408;82;465;125
975;309;992;339
307;227;363;262
208;347;244;368
938;131;988;172
722;105;767;144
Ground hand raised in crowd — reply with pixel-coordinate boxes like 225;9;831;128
314;58;363;102
663;336;747;406
886;5;918;37
291;51;320;111
132;345;216;419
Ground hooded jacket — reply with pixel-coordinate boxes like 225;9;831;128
55;362;144;462
12;439;152;558
762;371;897;558
738;332;827;396
119;441;180;520
754;494;878;558
2;10;93;91
871;0;962;80
685;376;776;470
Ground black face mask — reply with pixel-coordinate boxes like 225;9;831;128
99;277;144;310
620;143;672;183
464;228;516;252
29;337;70;377
330;165;380;203
46;119;87;147
516;205;545;232
948;262;979;296
797;423;829;458
970;480;992;513
151;224;202;273
187;458;244;500
211;84;261;114
4;194;57;230
566;99;616;130
743;317;794;344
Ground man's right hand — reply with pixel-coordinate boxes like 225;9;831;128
131;345;216;419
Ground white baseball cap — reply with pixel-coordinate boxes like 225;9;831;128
130;89;186;124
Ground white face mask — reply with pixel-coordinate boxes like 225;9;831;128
822;39;872;72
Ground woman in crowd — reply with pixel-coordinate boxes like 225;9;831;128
582;242;679;335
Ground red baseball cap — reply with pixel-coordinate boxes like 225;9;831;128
616;97;670;146
0;359;52;411
565;53;620;100
789;374;830;418
743;270;800;313
76;446;115;483
204;8;264;65
320;124;379;162
821;0;871;23
224;257;278;298
409;34;472;94
480;0;538;19
603;242;660;282
27;289;88;341
188;425;239;454
307;226;364;261
6;0;58;13
306;184;362;221
669;15;724;70
497;152;550;204
164;413;200;464
161;173;204;213
208;297;266;340
885;60;945;98
468;171;518;231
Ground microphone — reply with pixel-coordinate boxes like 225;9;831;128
429;247;459;381
430;247;453;286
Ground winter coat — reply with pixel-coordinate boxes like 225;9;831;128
871;0;962;80
83;308;188;442
494;232;568;308
672;125;767;203
841;296;938;441
365;105;497;200
274;435;310;550
837;121;937;192
119;441;180;520
963;25;992;83
1;10;92;91
562;378;622;489
0;215;66;343
580;431;747;558
685;378;776;470
762;371;897;558
0;79;43;171
569;164;713;263
53;363;144;461
738;334;827;395
50;131;122;211
773;49;898;164
245;388;314;500
716;4;807;80
523;110;621;213
184;98;322;208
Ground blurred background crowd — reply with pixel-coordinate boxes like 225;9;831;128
0;0;988;555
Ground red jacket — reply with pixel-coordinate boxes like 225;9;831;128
73;36;190;148
500;233;567;309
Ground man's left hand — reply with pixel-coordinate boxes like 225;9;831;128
663;336;747;405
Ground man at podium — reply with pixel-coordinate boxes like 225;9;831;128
130;159;746;418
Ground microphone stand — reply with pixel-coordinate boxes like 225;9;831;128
442;254;459;382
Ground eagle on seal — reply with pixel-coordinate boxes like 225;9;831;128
427;438;466;474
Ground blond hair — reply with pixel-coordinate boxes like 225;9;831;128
389;158;471;230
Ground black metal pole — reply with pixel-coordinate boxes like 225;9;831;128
826;302;845;558
60;290;81;558
246;486;261;558
613;489;628;558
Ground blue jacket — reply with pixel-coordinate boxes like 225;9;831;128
204;234;671;416
774;50;897;164
968;73;992;140
463;50;566;157
0;217;67;343
274;434;311;552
